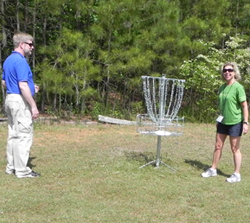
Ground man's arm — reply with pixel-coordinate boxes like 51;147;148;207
18;81;39;119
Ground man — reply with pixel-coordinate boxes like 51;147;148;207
2;32;40;178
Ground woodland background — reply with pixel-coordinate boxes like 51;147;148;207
0;0;250;122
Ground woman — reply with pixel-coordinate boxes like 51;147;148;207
201;62;248;183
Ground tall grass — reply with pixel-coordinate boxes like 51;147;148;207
0;122;250;223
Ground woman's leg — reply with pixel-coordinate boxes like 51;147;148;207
229;136;242;174
211;133;227;169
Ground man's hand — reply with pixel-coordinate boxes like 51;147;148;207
35;84;39;93
31;106;39;119
19;81;39;119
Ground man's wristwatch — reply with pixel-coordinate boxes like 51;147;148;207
243;121;249;125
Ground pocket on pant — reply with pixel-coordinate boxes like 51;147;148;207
18;118;33;134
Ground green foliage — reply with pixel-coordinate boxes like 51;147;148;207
35;28;101;115
180;36;250;122
1;0;250;120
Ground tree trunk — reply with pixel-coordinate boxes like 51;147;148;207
16;0;20;32
58;93;61;116
53;93;57;113
1;0;7;114
24;0;28;31
32;2;36;71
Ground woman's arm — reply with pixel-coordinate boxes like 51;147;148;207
241;101;249;134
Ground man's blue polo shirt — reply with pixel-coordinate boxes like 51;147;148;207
2;51;35;96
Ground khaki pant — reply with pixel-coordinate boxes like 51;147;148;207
5;94;33;177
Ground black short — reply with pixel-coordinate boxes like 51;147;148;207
217;121;243;137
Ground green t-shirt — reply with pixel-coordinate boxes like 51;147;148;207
219;81;246;125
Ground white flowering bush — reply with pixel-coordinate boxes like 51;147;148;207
180;36;250;122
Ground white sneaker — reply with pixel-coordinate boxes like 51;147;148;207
16;171;40;179
226;173;241;183
201;168;217;178
5;170;14;175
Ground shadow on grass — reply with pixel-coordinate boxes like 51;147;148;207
125;151;155;162
124;151;174;168
184;159;230;177
27;156;36;169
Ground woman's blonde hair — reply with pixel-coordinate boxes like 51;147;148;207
13;32;33;49
220;62;241;81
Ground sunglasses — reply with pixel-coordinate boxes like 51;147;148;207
24;42;34;47
223;68;234;73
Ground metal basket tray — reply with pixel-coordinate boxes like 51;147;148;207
136;114;184;137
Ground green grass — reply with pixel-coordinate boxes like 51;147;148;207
1;122;250;223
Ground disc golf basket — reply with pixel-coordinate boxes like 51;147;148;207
136;75;185;170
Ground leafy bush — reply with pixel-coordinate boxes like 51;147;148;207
180;36;250;123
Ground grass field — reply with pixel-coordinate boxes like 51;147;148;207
1;121;250;223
